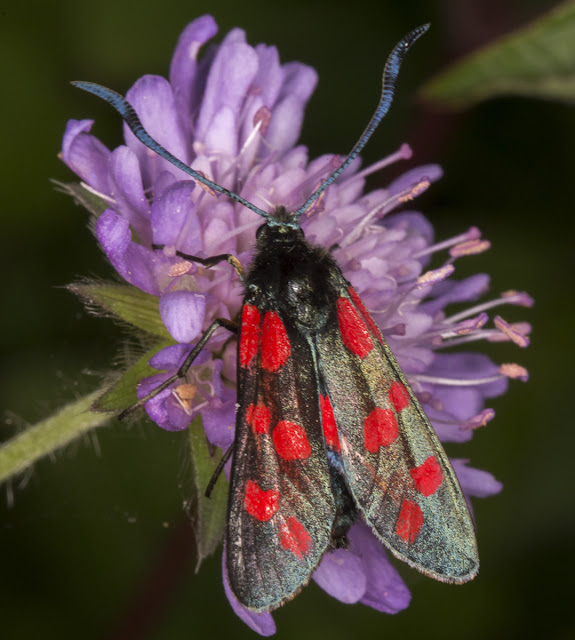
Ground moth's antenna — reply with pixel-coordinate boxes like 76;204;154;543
71;81;271;220
73;24;428;224
294;23;430;219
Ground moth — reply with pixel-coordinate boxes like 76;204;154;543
74;23;478;612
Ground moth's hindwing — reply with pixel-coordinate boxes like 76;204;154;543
316;283;479;582
226;302;335;612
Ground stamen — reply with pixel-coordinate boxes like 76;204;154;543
493;316;530;347
80;181;117;205
282;156;342;217
253;106;271;137
303;187;327;217
499;363;529;381
416;264;455;288
341;177;431;247
435;331;493;349
401;313;489;349
461;408;496;430
413;227;481;259
301;156;342;208
398;179;430;203
437;323;531;349
235;107;270;165
194;170;220;197
502;290;534;307
455;313;489;334
446;290;533;324
488;321;532;343
173;383;198;413
449;238;491;258
339;202;386;246
412;373;506;387
168;261;194;277
350;143;413;182
237;120;263;160
369;264;453;328
438;313;489;339
381;323;406;336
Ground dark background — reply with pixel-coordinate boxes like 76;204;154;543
1;0;573;638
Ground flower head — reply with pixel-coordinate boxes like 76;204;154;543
62;15;530;634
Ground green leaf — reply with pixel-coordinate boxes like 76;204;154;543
186;416;228;570
52;180;110;217
94;340;174;412
421;0;575;108
0;391;110;484
69;281;171;339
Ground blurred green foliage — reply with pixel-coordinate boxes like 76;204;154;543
423;0;575;106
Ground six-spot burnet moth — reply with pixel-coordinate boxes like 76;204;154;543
73;23;480;612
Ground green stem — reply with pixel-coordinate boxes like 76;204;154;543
0;391;110;484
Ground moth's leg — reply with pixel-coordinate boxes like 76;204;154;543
153;244;246;281
118;245;247;419
205;443;234;498
119;317;237;420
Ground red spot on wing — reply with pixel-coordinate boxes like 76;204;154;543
396;499;424;544
272;421;312;460
246;403;272;434
244;480;280;522
279;517;312;559
337;297;374;358
261;311;291;372
389;381;410;412
364;407;398;452
239;304;261;368
411;456;444;496
348;287;384;344
320;394;340;452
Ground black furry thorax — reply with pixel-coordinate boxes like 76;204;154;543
246;209;344;332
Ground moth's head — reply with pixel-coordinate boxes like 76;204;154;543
256;206;304;244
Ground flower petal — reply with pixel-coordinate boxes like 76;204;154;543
222;551;276;636
313;548;366;603
350;523;411;613
125;75;188;186
452;459;503;498
169;15;219;131
61;119;111;193
148;343;192;370
253;44;283;107
137;374;187;431
151;180;203;255
201;385;236;450
428;352;509;399
422;274;491;316
95;209;165;295
196;40;259;153
387;163;443;198
268;62;318;152
268;78;318;151
109;145;151;244
159;290;206;343
385;211;435;250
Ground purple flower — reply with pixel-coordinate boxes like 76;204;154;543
62;15;531;634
